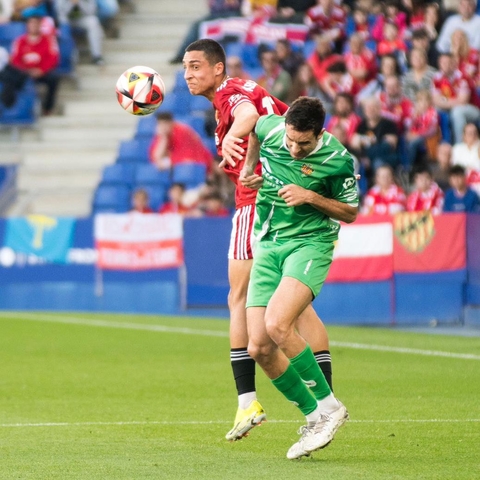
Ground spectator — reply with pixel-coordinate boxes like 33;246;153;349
451;122;480;171
149;112;213;173
325;92;361;148
241;0;277;18
169;0;241;64
321;61;357;109
410;27;438;69
307;34;343;87
200;191;231;216
269;0;316;24
377;21;408;71
351;96;399;173
405;88;440;165
55;0;105;65
344;33;378;99
371;0;408;43
256;48;292;103
275;38;304;78
375;53;402;93
408;1;440;41
131;188;153;213
159;182;200;216
378;75;413;134
443;164;480;212
0;0;13;21
436;0;480;54
432;52;480;144
288;61;324;104
402;47;437;103
361;164;407;215
226;55;251;80
304;0;346;49
430;141;453;192
347;6;372;42
96;0;120;38
406;164;444;214
0;15;59;114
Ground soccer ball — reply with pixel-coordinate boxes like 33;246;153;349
115;66;165;116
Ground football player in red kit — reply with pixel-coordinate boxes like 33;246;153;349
183;39;334;441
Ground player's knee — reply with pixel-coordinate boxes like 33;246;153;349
227;287;247;310
247;340;273;363
265;317;290;348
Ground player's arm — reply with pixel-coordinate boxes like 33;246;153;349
220;102;260;167
278;185;358;223
239;131;263;189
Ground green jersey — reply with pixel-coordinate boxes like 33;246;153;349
254;114;359;244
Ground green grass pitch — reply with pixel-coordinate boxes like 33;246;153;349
1;311;479;479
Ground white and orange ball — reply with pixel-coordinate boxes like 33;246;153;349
115;66;165;116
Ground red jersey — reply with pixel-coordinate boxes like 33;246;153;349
378;92;413;133
305;4;346;38
326;112;362;142
10;33;59;73
149;122;213;172
407;182;444;215
409;106;439;137
432;70;470;100
344;49;377;86
362;184;407;215
377;38;407;57
213;77;288;208
307;52;344;84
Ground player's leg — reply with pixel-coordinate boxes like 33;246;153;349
296;307;334;391
225;205;265;441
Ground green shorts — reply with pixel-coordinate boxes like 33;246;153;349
246;238;334;308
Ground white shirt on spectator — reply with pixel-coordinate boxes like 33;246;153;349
452;140;480;170
436;13;480;53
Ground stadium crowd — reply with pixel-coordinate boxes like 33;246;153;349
159;0;480;217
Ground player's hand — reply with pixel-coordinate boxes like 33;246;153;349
220;134;244;167
240;173;263;189
278;184;311;207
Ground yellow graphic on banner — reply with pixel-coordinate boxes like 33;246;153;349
393;211;435;253
27;215;58;249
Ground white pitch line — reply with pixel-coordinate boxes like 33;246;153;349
1;312;480;361
1;419;480;429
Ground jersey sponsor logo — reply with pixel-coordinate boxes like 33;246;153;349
242;80;257;93
228;93;244;106
301;163;314;176
393;211;435;253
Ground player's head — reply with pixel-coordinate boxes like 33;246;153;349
284;97;326;159
183;39;227;100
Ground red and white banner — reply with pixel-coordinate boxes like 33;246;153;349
327;215;393;283
94;213;183;270
199;17;309;45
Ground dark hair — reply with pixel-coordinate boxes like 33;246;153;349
285;97;326;136
334;92;355;107
185;39;226;72
449;165;466;176
411;27;429;40
156;111;174;121
171;182;186;191
412;163;432;178
326;61;347;74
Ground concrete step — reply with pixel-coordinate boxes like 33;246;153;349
17;169;101;190
39;125;129;143
22;150;114;169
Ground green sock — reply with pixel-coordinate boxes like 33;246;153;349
271;364;318;416
290;345;332;401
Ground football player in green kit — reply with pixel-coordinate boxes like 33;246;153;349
239;96;359;460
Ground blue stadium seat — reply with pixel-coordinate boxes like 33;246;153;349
0;80;38;127
92;185;131;213
56;24;78;76
303;40;316;58
134;164;171;186
135;184;166;210
241;44;261;69
158;90;191;116
176;114;206;137
100;163;136;187
135;114;157;140
0;22;26;51
203;136;218;157
173;69;188;91
172;162;207;188
225;41;243;58
116;139;151;163
190;94;211;113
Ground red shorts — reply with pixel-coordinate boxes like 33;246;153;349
228;203;255;260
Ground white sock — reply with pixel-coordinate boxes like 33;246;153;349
316;393;340;414
238;391;256;409
305;405;321;425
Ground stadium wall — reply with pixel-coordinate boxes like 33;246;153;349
0;215;478;325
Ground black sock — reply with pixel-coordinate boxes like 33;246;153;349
314;350;333;392
230;348;256;395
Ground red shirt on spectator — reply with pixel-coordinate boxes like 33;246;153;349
407;182;444;214
344;48;377;86
159;202;191;215
326;112;362;143
378;91;413;133
10;30;59;73
149;122;213;172
409;106;439;137
377;38;408;57
432;70;470;100
362;184;407;215
305;4;346;39
307;51;344;84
